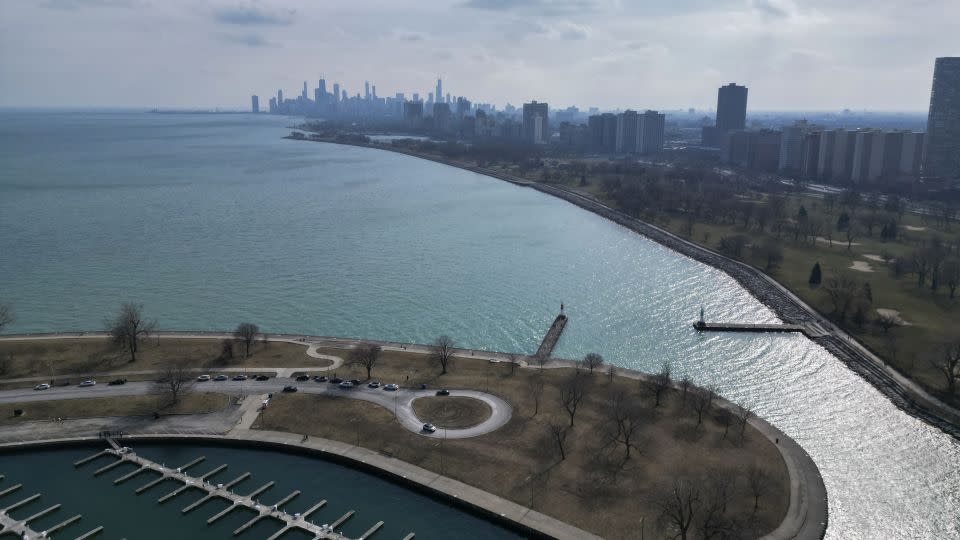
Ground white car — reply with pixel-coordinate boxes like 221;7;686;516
197;374;211;382
338;381;354;389
422;423;437;433
383;383;399;391
34;383;51;391
79;380;96;387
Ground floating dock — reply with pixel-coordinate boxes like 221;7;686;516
73;439;408;539
0;474;102;539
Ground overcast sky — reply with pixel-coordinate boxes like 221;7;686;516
1;0;957;111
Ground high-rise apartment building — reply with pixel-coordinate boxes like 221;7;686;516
923;57;960;179
251;95;259;113
616;110;639;153
716;83;748;132
638;110;665;155
779;120;818;173
522;101;549;144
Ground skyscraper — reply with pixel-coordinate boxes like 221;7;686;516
522;101;549;144
716;83;748;132
436;78;442;105
332;83;340;103
638;110;665;155
319;78;327;97
302;81;308;100
251;95;259;113
364;81;370;100
923;57;960;179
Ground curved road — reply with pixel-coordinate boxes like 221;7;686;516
0;378;511;440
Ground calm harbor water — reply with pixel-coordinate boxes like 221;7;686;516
0;111;958;539
0;443;522;540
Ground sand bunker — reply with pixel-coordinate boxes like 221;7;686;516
876;308;910;326
850;260;874;272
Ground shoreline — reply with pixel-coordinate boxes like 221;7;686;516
285;135;960;442
0;337;827;540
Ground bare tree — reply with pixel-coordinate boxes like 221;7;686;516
928;342;960;396
657;478;701;540
157;359;193;406
581;352;604;374
233;322;259;358
747;465;770;513
715;408;734;440
507;353;520;375
349;344;383;380
699;470;738;539
220;339;234;361
736;403;754;443
606;391;647;460
546;420;570;461
527;374;545;416
646;362;672;407
606;364;616;384
431;335;455;374
822;271;860;321
845;223;860;251
559;371;586;427
679;375;692;406
0;302;13;333
691;386;716;427
107;302;156;363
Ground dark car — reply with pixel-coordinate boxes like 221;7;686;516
282;385;298;393
295;375;310;382
108;378;128;386
329;377;343;384
436;389;450;396
313;375;328;382
349;379;361;386
254;375;270;381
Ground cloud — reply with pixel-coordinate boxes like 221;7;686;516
39;0;139;10
396;31;426;42
751;0;792;19
463;0;604;16
218;33;276;47
213;5;295;26
557;21;589;40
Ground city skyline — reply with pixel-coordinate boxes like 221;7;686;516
1;0;958;110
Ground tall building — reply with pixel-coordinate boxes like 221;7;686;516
364;81;370;100
923;57;960;179
332;84;340;103
277;89;283;105
638;110;665;155
616;110;639;153
716;83;748;132
251;95;259;114
302;81;308;100
779;120;818;173
319;79;327;97
436;78;442;105
522;101;549;144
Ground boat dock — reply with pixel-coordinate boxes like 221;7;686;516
693;321;830;338
535;313;568;360
0;475;103;539
73;440;409;539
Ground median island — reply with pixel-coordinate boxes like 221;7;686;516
255;347;790;540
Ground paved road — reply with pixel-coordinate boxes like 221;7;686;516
0;378;511;440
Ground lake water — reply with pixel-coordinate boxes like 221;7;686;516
0;443;523;539
0;111;958;539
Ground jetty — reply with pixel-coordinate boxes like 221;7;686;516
0;475;102;539
535;312;568;360
693;320;830;339
73;439;407;540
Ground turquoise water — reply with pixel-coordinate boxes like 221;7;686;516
0;443;523;539
1;111;959;539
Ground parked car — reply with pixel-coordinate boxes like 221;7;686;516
329;377;343;384
383;383;399;391
108;378;127;386
435;389;450;396
232;374;248;381
34;383;51;391
367;381;381;388
313;375;328;382
349;379;361;386
338;381;354;389
295;375;310;382
282;385;298;393
79;380;96;387
254;375;270;381
197;374;211;382
213;374;229;381
422;423;437;433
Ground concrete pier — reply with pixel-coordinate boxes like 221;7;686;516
114;466;148;484
359;520;384;539
693;321;830;338
80;441;359;539
535;313;568;360
74;525;105;539
0;485;98;539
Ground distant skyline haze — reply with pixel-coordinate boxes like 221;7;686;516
0;0;957;111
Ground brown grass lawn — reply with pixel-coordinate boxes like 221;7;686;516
0;392;230;425
0;339;329;380
256;351;789;540
412;396;492;429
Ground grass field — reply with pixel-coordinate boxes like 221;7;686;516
0;392;230;425
256;350;789;540
0;338;329;381
411;396;491;429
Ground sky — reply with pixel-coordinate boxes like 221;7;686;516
1;0;958;111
